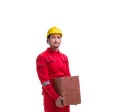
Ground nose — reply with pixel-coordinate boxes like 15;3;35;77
55;37;58;41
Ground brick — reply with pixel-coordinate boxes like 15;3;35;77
54;76;81;106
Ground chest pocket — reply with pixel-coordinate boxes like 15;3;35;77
61;56;68;63
46;56;55;64
45;56;57;73
62;59;68;63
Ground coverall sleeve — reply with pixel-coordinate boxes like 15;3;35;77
36;55;59;100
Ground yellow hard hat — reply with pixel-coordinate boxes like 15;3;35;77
47;26;63;38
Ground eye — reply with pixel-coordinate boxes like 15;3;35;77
51;36;55;39
57;36;61;39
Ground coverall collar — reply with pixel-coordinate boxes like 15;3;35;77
47;48;60;53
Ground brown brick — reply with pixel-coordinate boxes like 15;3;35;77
54;76;81;106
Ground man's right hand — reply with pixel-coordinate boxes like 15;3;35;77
55;96;64;107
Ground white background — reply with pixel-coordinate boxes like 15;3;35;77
0;0;120;112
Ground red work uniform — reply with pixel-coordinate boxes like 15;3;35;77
36;48;71;112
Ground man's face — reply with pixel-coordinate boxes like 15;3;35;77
48;33;62;49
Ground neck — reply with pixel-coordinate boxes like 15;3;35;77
50;47;59;51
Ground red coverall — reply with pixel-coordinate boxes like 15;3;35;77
36;48;71;112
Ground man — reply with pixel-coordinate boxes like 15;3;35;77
36;26;71;112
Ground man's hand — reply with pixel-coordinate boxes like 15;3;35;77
55;96;64;107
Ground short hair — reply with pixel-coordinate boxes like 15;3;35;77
47;35;51;44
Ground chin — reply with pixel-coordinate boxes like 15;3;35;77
54;46;59;49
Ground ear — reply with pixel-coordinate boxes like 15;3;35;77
47;39;50;44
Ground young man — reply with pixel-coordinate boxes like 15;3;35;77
36;26;71;112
